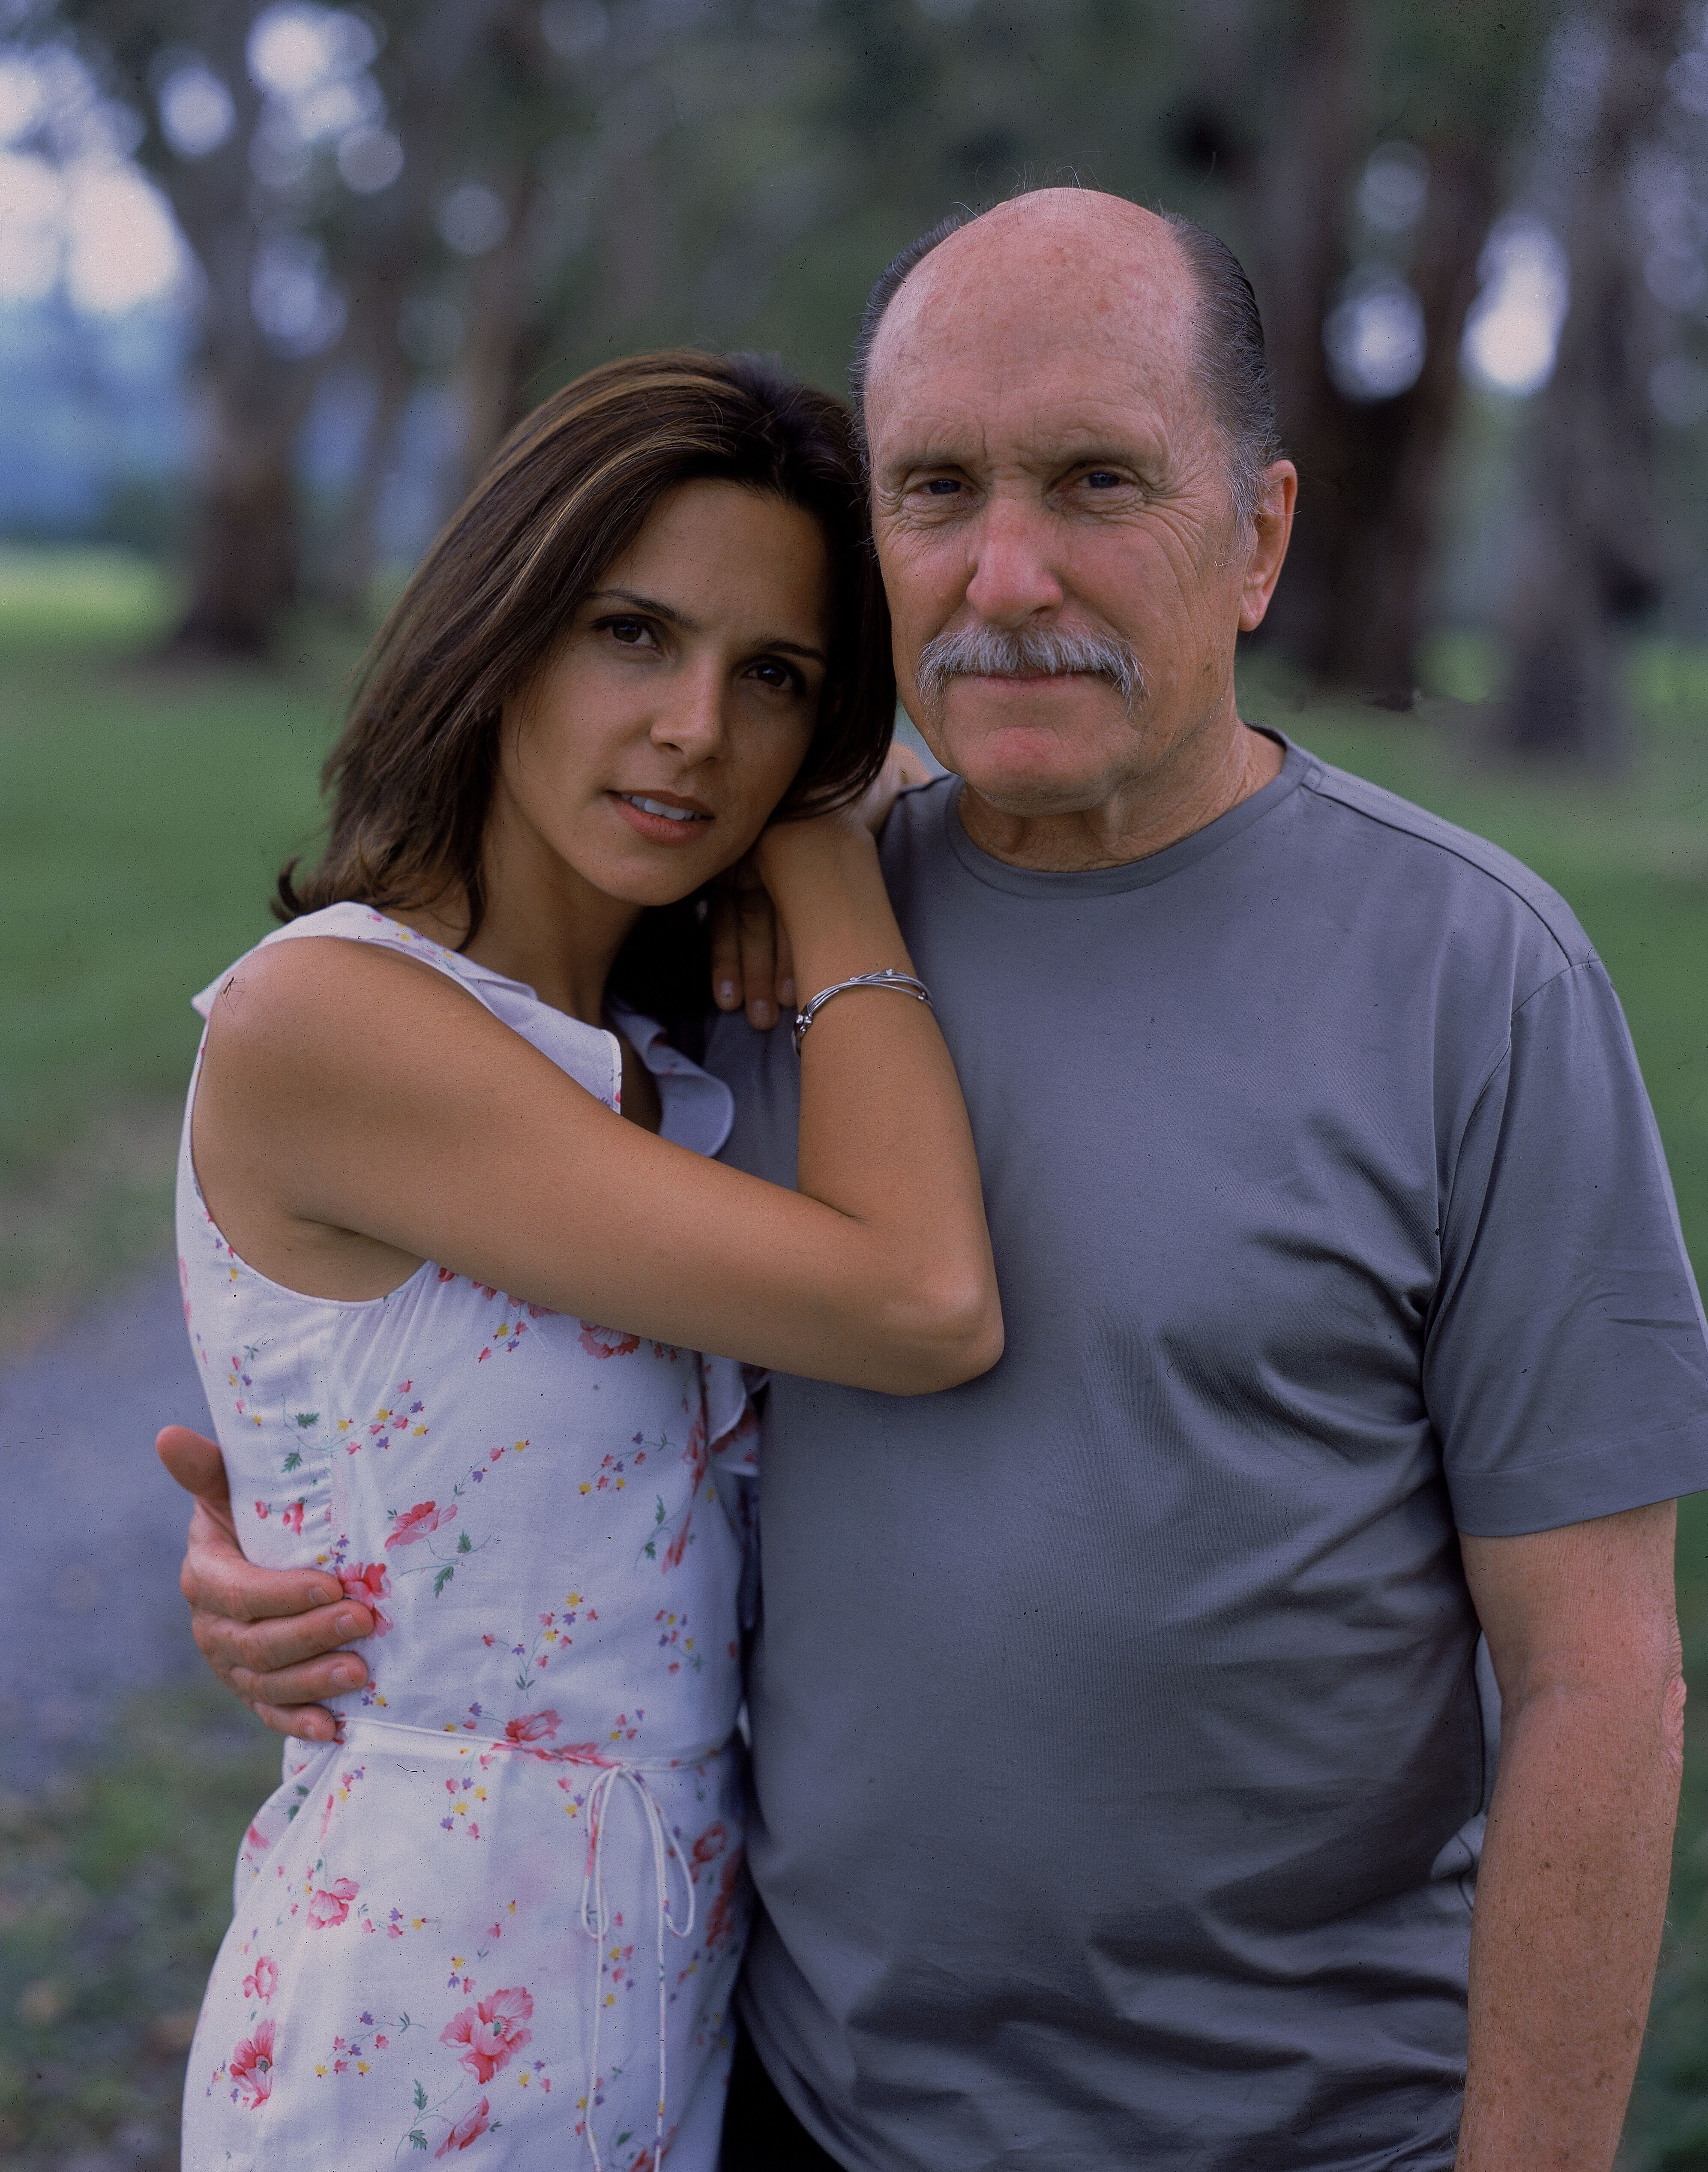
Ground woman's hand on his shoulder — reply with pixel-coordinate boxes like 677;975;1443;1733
710;743;933;1028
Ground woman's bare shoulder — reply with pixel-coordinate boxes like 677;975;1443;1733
204;929;488;1069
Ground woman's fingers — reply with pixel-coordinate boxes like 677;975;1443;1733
709;882;744;1011
737;880;779;1029
707;858;785;1028
776;921;796;1014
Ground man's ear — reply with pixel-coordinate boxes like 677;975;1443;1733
1238;461;1298;633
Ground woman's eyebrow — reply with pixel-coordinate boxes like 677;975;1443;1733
586;586;696;627
587;588;828;666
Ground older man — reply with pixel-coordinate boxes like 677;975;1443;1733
167;192;1707;2171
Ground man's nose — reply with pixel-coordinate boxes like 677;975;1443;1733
651;660;728;759
962;499;1065;627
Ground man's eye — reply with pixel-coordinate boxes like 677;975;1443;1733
1084;471;1124;490
923;478;962;496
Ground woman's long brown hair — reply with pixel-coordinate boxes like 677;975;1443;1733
278;350;895;1026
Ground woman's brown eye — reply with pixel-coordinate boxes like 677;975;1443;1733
609;619;648;644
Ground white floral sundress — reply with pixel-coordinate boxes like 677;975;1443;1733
177;904;759;2171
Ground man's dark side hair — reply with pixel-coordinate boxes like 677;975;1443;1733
849;192;1282;526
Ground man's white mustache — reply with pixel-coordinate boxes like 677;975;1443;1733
914;622;1145;708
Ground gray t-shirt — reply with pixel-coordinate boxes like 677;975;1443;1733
705;739;1708;2172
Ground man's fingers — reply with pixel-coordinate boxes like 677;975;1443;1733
251;1699;343;1742
183;1543;346;1625
194;1596;375;1676
180;1499;344;1619
222;1642;372;1707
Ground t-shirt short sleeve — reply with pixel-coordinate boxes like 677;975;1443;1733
1426;957;1708;1535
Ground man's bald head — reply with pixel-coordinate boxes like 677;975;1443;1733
852;188;1280;525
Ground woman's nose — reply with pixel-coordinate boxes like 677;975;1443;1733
650;661;728;759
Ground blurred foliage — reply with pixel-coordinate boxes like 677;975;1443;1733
0;1680;281;2170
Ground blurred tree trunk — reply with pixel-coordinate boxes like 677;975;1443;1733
453;159;557;496
141;6;320;654
1323;141;1500;702
1251;2;1501;704
328;298;414;622
334;0;536;608
78;0;326;654
1501;0;1683;765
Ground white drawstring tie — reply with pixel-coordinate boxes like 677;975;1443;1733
327;1713;722;2166
578;1762;697;2171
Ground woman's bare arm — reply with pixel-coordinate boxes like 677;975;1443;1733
192;815;1000;1395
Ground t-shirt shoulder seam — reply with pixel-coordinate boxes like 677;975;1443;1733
1298;761;1588;968
1437;959;1601;1240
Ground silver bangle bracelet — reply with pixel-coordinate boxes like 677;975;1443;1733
792;968;933;1055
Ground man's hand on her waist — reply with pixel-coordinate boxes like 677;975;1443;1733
157;1425;373;1740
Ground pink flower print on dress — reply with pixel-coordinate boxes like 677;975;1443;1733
230;2017;276;2106
435;2097;491;2155
503;1710;559;1746
367;1383;427;1451
243;1954;279;2002
578;1321;641;1359
386;1500;456;1549
339;1560;392;1634
281;1499;306;1536
441;1986;533;2082
308;1876;359;1928
690;1821;728;1870
705;1847;745;1952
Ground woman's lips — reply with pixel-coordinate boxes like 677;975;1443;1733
609;791;714;846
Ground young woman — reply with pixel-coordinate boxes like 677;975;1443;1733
176;351;1000;2169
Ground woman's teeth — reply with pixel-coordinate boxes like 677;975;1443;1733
620;795;707;824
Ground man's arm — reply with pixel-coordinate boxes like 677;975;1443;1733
158;1426;373;1739
1456;1499;1684;2170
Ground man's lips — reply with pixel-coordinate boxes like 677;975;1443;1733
953;668;1105;682
609;790;714;844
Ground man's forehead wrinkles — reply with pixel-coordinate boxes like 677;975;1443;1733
875;375;1173;471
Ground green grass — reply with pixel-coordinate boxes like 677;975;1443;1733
0;1683;282;2167
1;555;1707;2158
0;548;357;1342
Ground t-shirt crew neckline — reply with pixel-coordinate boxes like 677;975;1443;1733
941;727;1309;898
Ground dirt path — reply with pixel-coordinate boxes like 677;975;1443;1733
0;1252;216;1789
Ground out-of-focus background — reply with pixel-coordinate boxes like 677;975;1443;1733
0;0;1706;2162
